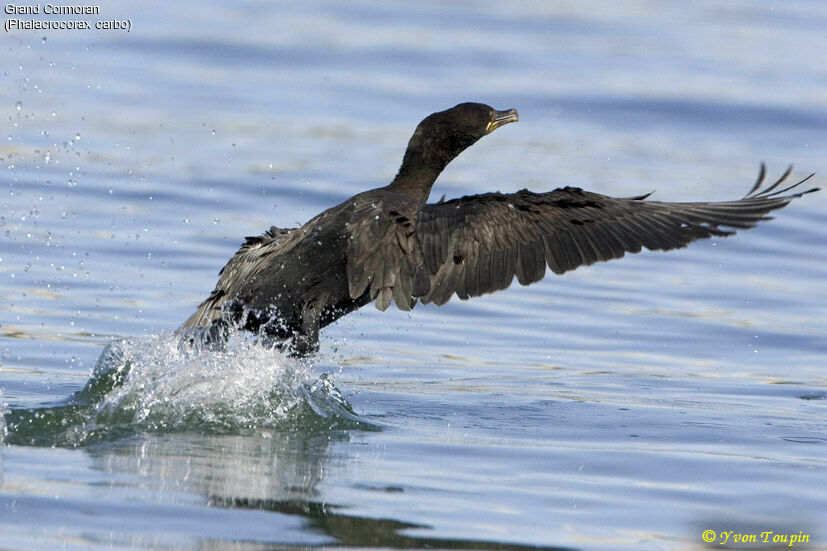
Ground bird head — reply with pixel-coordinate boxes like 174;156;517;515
390;102;518;200
415;102;518;155
407;102;518;171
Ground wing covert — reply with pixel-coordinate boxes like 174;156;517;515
345;196;430;311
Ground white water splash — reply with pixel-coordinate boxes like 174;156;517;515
90;330;319;432
2;329;372;447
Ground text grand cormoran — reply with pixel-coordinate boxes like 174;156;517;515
5;4;100;15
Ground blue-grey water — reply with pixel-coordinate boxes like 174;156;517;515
2;2;826;550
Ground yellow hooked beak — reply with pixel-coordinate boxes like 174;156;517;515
484;108;519;135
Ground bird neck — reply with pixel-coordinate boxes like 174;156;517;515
385;136;453;202
386;162;442;202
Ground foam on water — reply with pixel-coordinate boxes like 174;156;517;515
2;329;371;447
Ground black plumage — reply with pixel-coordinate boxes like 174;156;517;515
180;102;817;353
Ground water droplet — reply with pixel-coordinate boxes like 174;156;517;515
41;36;47;44
15;101;22;111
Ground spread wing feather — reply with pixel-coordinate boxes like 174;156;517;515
181;226;296;327
415;165;817;305
345;196;429;311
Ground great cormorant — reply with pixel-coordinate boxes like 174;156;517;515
181;102;817;353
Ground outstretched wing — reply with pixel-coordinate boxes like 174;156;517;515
345;194;430;311
415;164;817;305
181;226;295;328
